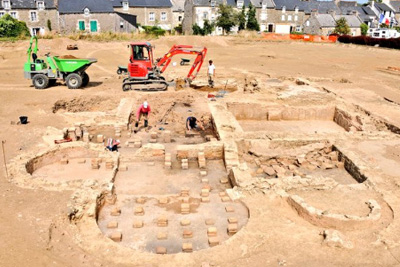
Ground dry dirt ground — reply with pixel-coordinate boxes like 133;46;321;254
1;36;400;267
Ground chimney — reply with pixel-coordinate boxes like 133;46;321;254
311;9;318;17
328;9;336;16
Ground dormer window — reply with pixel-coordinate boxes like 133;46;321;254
37;1;45;10
210;0;216;7
123;1;129;11
2;0;10;10
237;0;244;9
295;6;299;13
84;8;90;16
262;3;267;9
282;6;286;13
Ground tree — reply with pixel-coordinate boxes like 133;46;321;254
334;17;350;35
47;19;52;31
192;23;204;35
203;19;215;35
0;14;30;38
360;23;368;36
238;5;246;31
216;4;237;35
246;3;259;31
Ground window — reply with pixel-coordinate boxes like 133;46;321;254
203;12;208;19
123;1;129;10
296;26;301;32
2;0;10;9
281;14;285;21
32;28;41;36
178;15;182;21
84;8;90;16
149;12;155;21
120;22;124;29
295;7;298;13
10;11;17;18
210;0;216;7
282;6;286;13
306;20;310;27
90;20;98;32
161;11;167;21
294;15;298;21
0;12;4;18
288;15;292;21
30;11;38;22
237;0;243;8
78;20;85;31
262;3;267;9
37;1;45;10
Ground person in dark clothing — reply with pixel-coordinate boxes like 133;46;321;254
186;116;204;131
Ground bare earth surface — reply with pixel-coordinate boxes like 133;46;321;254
1;36;400;266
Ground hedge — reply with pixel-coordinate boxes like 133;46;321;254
337;35;400;49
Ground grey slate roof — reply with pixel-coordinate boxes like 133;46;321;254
314;13;361;27
110;0;172;8
375;3;394;12
390;1;400;12
58;0;114;13
0;0;55;10
273;0;340;14
192;0;224;7
251;0;275;8
226;0;252;7
170;0;184;11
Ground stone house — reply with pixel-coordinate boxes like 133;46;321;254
0;0;58;35
171;0;185;28
303;12;362;36
370;1;396;27
110;0;173;30
389;1;400;26
338;1;377;27
58;0;137;34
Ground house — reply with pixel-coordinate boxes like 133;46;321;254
370;1;396;27
111;0;173;30
303;11;362;36
250;0;275;32
0;0;58;36
389;1;400;25
338;1;377;27
58;0;137;34
171;0;185;28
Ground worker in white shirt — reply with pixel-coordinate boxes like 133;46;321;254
208;60;215;88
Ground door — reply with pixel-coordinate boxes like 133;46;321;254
79;21;85;31
90;20;98;32
268;24;273;32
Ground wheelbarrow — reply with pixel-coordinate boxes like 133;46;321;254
117;66;128;75
180;58;190;66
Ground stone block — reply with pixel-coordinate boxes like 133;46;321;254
182;163;189;170
150;132;158;139
83;132;90;142
205;219;215;225
182;243;193;252
163;130;171;143
225;206;235;213
180;197;190;203
165;153;172;161
157;232;168;240
77;158;86;164
96;134;104;143
200;171;207;176
110;231;122;242
110;207;121;216
134;207;144;216
105;160;114;170
228;217;238;224
157;215;168;227
60;158;69;165
221;196;231;202
201;189;210;197
227;223;238;235
149;138;157;143
207;227;217;237
181;203;190;214
156;246;167;254
208;237;220;247
135;143;165;157
180;219;191;226
119;164;128;171
164;162;172;169
183;230;193;239
201;178;209;183
181;188;190;197
158;197;169;204
201;197;210;203
202;184;211;191
182;159;188;163
220;178;229;184
107;221;118;229
132;220;144;228
136;197;146;204
134;141;142;148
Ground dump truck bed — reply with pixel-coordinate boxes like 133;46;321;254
53;57;97;72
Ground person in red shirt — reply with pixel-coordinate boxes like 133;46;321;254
134;101;151;133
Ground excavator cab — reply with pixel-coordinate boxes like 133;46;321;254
128;42;155;79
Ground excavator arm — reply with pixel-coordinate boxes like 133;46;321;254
156;45;207;83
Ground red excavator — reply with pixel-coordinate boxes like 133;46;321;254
122;42;207;91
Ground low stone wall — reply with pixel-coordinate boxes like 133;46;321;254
333;107;363;132
287;195;381;230
176;142;223;160
333;145;368;183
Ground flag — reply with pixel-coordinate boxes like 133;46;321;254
385;18;390;25
379;13;384;23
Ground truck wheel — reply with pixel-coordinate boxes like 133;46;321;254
117;69;122;75
81;72;90;87
66;73;82;89
32;74;49;89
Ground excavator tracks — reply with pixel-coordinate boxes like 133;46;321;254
122;79;168;91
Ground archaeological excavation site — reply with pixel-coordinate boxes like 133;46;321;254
2;36;400;266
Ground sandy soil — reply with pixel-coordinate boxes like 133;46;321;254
2;36;400;266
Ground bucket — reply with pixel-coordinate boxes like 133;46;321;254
19;116;28;124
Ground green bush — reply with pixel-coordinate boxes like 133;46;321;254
360;23;368;36
0;14;30;38
142;26;166;36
